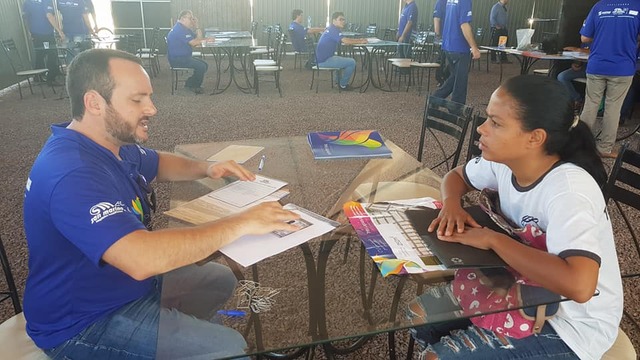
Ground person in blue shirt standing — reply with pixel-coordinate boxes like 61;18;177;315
23;48;301;359
316;12;367;91
22;0;65;85
167;10;210;94
489;0;511;63
57;0;93;60
579;0;640;158
432;0;480;105
397;0;418;59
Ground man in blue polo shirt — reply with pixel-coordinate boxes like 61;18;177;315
432;0;480;104
58;0;93;60
289;9;324;68
580;0;640;158
489;0;510;63
167;10;210;94
22;0;65;85
397;0;418;59
316;12;367;91
23;49;300;359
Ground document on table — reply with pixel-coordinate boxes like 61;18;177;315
165;189;289;225
209;175;287;207
206;145;264;164
220;204;339;267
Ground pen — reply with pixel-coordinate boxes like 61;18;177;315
217;310;246;317
258;155;266;171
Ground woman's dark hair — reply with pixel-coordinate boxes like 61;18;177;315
501;75;607;188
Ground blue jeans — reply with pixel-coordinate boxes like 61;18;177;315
318;55;356;88
411;319;579;359
557;67;586;102
44;263;248;360
397;42;412;59
432;51;471;104
169;56;209;88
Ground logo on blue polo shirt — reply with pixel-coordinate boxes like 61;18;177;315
90;201;127;224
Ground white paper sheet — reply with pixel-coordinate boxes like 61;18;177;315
208;175;287;207
220;204;337;266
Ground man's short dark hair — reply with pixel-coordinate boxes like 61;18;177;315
66;49;142;121
331;12;344;21
178;10;192;20
292;9;303;20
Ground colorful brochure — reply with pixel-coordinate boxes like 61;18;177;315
307;130;392;160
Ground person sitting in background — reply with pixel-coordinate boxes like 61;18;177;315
167;10;211;94
315;11;367;91
288;9;324;68
410;75;621;359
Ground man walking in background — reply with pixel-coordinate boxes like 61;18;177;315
432;0;480;104
580;0;640;157
397;0;418;59
489;0;510;63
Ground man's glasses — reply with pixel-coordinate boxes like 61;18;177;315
137;174;157;213
337;18;346;22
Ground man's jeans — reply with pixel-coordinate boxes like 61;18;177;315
411;319;579;359
31;34;61;83
432;51;471;104
580;74;633;153
557;68;586;102
44;262;248;360
169;56;209;88
318;55;356;88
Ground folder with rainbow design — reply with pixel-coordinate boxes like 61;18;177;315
307;130;392;160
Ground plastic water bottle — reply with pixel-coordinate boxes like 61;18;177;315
307;16;312;28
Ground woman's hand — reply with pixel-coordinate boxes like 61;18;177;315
428;201;481;236
437;227;500;250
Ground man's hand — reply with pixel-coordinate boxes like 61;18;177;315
471;47;481;60
59;32;66;42
398;35;405;43
206;161;256;181
233;202;301;236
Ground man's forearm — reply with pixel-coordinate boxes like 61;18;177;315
400;21;413;40
434;18;441;36
46;13;64;35
156;151;209;182
461;22;478;49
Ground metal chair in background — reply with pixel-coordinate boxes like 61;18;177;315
1;39;55;99
417;96;474;170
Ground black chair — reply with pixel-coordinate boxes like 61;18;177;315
164;36;193;95
1;39;55;99
603;143;640;330
417;96;474;170
470;27;489;72
465;114;485;162
309;37;342;93
289;29;310;71
0;234;20;314
254;34;286;97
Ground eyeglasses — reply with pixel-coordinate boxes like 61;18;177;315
136;174;157;213
337;18;346;22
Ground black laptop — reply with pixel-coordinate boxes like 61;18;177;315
405;206;509;268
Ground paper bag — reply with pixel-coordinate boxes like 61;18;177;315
516;28;535;50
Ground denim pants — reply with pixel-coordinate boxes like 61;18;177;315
169;56;209;88
318;55;356;88
44;262;248;360
411;319;579;359
557;68;586;102
31;33;61;82
432;51;471;104
580;74;633;153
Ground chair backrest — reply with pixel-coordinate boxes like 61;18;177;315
603;143;640;278
0;234;21;314
465;114;484;162
366;24;377;37
1;39;25;73
417;96;474;169
475;27;485;45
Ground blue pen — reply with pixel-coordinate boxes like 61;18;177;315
217;310;246;317
258;155;266;171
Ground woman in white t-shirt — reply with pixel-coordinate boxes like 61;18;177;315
410;75;622;359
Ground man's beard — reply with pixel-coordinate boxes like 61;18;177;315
105;104;146;145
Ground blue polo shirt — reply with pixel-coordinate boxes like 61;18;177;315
398;1;418;40
23;124;158;349
581;0;640;76
490;1;508;28
442;0;473;53
289;21;307;52
167;22;195;60
316;24;342;63
434;0;446;19
22;0;54;36
57;0;89;36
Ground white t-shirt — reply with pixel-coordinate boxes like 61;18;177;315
464;158;622;360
